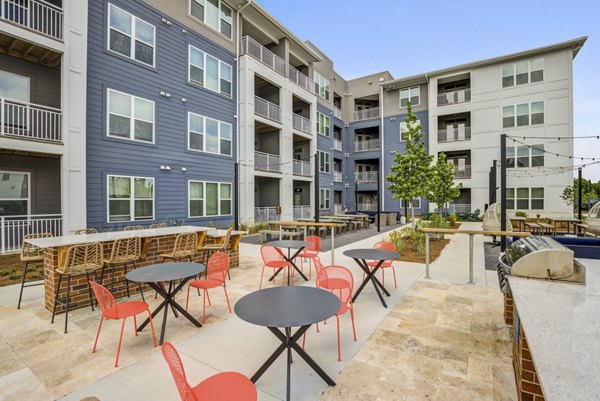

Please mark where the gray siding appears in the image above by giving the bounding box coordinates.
[87,0,236,229]
[316,103,333,212]
[0,56,60,108]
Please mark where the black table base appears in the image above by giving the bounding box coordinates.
[251,325,335,401]
[351,258,391,307]
[268,247,309,285]
[137,277,202,344]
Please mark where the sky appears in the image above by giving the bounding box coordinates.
[256,0,600,181]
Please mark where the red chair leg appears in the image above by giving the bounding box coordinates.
[259,266,265,289]
[92,316,104,353]
[185,285,191,310]
[133,315,138,337]
[392,267,398,289]
[202,290,207,324]
[115,317,127,368]
[350,307,357,341]
[147,309,157,347]
[223,285,232,313]
[336,315,341,361]
[206,289,212,306]
[382,269,385,287]
[316,322,320,333]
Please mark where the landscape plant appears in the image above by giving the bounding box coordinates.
[428,152,462,216]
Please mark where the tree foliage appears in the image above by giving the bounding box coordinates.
[561,179,597,211]
[429,152,462,214]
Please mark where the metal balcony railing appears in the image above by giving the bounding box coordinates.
[254,151,281,173]
[447,204,472,214]
[288,65,314,93]
[334,171,343,182]
[1,98,62,142]
[333,139,342,151]
[241,36,286,76]
[333,107,343,120]
[357,203,378,211]
[353,107,379,121]
[453,165,471,179]
[254,207,280,223]
[254,96,281,123]
[0,214,62,254]
[354,139,380,152]
[292,160,311,177]
[293,205,311,219]
[0,0,63,40]
[292,113,311,134]
[437,88,471,106]
[438,126,471,143]
[355,171,378,183]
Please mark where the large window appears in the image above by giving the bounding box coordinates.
[188,181,232,217]
[107,89,155,143]
[317,112,330,137]
[108,3,155,67]
[0,171,29,216]
[189,45,232,97]
[318,151,330,173]
[0,70,29,102]
[506,144,544,168]
[188,112,232,156]
[319,188,331,210]
[401,198,421,208]
[190,0,232,38]
[314,71,330,101]
[502,102,544,128]
[108,175,154,222]
[501,58,544,88]
[400,119,421,141]
[506,187,544,210]
[400,86,420,107]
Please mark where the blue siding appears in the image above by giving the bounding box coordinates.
[87,0,237,229]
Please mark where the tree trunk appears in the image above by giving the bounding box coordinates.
[410,204,415,229]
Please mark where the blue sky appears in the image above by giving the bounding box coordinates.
[257,0,600,181]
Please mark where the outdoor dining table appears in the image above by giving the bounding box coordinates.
[267,240,311,285]
[235,286,340,401]
[126,262,206,344]
[549,217,581,235]
[343,248,400,308]
[510,216,526,231]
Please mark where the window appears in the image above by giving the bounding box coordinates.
[400,86,420,107]
[190,0,232,38]
[107,89,155,143]
[108,4,155,66]
[108,175,154,222]
[189,181,232,217]
[189,45,232,97]
[506,144,545,168]
[400,119,421,141]
[0,171,29,216]
[318,151,330,173]
[319,188,331,210]
[506,187,544,210]
[401,198,421,208]
[502,102,544,128]
[188,112,232,156]
[314,71,330,101]
[317,112,330,137]
[0,70,29,102]
[501,58,544,88]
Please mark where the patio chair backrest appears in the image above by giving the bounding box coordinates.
[89,281,116,314]
[150,223,167,229]
[319,265,354,306]
[21,232,53,261]
[124,225,145,231]
[62,242,103,275]
[221,227,234,249]
[374,241,396,267]
[172,232,198,258]
[161,342,197,401]
[207,251,229,282]
[107,236,141,262]
[75,228,97,235]
[260,245,285,265]
[304,235,321,255]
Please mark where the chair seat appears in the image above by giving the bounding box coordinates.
[338,303,351,315]
[297,252,318,259]
[265,260,290,268]
[104,255,138,264]
[104,301,149,319]
[192,372,257,401]
[159,251,194,259]
[320,278,349,290]
[366,260,393,268]
[200,245,226,251]
[189,279,223,290]
[21,255,44,262]
[56,263,101,275]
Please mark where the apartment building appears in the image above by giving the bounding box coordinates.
[0,0,87,252]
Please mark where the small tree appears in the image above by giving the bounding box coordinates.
[561,181,595,213]
[387,103,433,227]
[429,152,462,216]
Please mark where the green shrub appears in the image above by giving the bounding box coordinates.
[387,231,405,255]
[447,213,458,225]
[515,211,528,218]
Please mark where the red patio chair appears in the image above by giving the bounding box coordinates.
[365,241,398,288]
[297,235,321,280]
[161,342,257,401]
[259,245,292,289]
[89,281,156,367]
[185,252,232,323]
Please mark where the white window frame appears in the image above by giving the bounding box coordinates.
[317,112,330,137]
[506,187,544,211]
[506,144,544,168]
[188,45,233,97]
[319,188,331,210]
[501,58,544,88]
[400,119,421,141]
[187,112,233,156]
[0,170,30,216]
[188,180,232,217]
[502,101,544,128]
[318,151,331,173]
[399,86,420,107]
[107,3,156,67]
[107,175,155,223]
[401,198,421,209]
[314,71,330,101]
[107,88,155,143]
[189,0,233,39]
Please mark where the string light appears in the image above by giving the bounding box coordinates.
[508,136,597,161]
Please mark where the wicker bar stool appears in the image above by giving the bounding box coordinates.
[160,232,198,262]
[150,223,167,229]
[199,227,233,279]
[17,233,53,309]
[75,228,97,235]
[124,225,145,231]
[51,242,103,333]
[100,237,144,302]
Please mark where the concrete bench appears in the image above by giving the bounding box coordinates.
[258,229,301,243]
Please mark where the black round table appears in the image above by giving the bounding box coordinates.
[127,262,206,344]
[235,286,340,401]
[343,248,399,308]
[267,240,311,285]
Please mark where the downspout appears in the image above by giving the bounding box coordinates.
[380,83,385,212]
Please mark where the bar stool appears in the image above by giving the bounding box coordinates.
[17,233,53,309]
[160,232,198,262]
[100,237,144,302]
[75,228,97,235]
[124,225,144,231]
[199,227,233,279]
[51,242,103,333]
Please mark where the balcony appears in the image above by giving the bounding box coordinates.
[333,138,342,151]
[292,160,311,177]
[358,203,377,211]
[292,113,311,134]
[334,171,343,182]
[1,98,62,142]
[453,165,471,179]
[333,107,343,120]
[353,107,380,121]
[288,65,314,93]
[293,205,311,219]
[355,171,378,183]
[254,207,280,223]
[254,96,281,123]
[254,151,281,173]
[241,36,286,76]
[0,214,62,254]
[437,126,471,143]
[0,0,63,41]
[437,89,471,106]
[354,139,380,152]
[447,203,471,214]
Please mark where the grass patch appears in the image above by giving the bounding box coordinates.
[0,253,44,287]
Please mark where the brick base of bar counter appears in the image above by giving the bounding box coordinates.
[44,234,241,313]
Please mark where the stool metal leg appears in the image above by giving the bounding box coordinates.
[64,274,72,334]
[51,273,63,324]
[85,272,95,312]
[124,262,130,298]
[17,261,30,309]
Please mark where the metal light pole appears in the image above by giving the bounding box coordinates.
[578,167,583,221]
[377,163,381,233]
[314,152,319,223]
[234,162,239,230]
[500,134,507,251]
